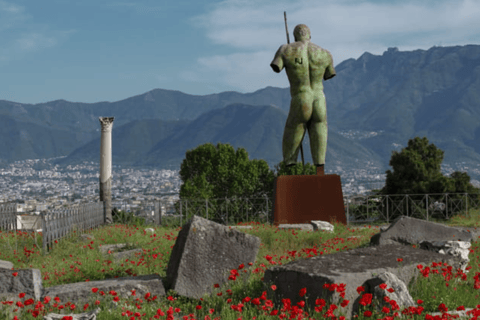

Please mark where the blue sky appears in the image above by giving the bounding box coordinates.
[1,0,479,105]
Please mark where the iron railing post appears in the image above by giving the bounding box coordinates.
[386,195,389,223]
[466,193,469,219]
[426,195,429,221]
[444,194,447,220]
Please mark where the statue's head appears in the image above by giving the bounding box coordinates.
[293,24,311,42]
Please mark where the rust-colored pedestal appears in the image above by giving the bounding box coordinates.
[271,173,346,226]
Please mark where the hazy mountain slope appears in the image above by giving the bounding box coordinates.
[0,114,83,161]
[54,119,189,167]
[134,104,384,171]
[0,44,477,178]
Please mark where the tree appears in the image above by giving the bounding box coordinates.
[368,137,480,221]
[177,142,318,223]
[177,142,276,223]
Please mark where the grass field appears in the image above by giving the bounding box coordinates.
[0,207,480,320]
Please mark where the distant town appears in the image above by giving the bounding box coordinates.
[1,156,478,217]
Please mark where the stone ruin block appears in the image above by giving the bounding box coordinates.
[370,216,473,246]
[0,268,43,301]
[165,215,261,299]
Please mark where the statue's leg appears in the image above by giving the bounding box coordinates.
[283,93,312,166]
[308,94,327,166]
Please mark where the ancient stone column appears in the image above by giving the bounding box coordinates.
[99,117,114,224]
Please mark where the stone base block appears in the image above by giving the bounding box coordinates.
[271,174,346,226]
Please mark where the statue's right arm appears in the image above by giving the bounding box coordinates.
[323,51,336,80]
[270,45,286,73]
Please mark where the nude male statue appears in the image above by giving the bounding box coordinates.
[270,24,336,173]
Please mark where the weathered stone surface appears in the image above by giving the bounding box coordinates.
[79,234,95,241]
[0,269,43,301]
[0,259,14,270]
[44,307,101,320]
[364,272,417,314]
[165,215,261,299]
[145,228,155,234]
[419,240,471,273]
[98,243,143,263]
[98,243,127,254]
[42,274,165,307]
[311,220,334,232]
[112,248,143,263]
[262,243,465,320]
[365,272,477,319]
[277,224,315,232]
[380,225,390,232]
[274,222,335,233]
[370,216,473,246]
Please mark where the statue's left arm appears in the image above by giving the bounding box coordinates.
[324,51,336,80]
[270,45,287,73]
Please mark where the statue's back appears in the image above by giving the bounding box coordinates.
[283,41,334,93]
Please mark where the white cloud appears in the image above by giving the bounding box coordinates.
[183,0,480,93]
[0,0,22,13]
[117,72,168,83]
[0,0,28,32]
[16,32,57,51]
[104,1,167,14]
[0,1,76,62]
[11,29,76,54]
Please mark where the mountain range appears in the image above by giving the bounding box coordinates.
[0,44,479,180]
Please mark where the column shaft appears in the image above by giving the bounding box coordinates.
[99,117,114,224]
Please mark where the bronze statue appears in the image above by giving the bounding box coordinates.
[270,21,336,172]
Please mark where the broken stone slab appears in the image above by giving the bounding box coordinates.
[111,248,143,263]
[98,243,143,263]
[43,307,101,320]
[364,271,417,314]
[419,240,471,273]
[0,269,43,301]
[98,243,129,255]
[380,225,390,232]
[366,272,477,320]
[370,216,473,246]
[228,226,253,229]
[311,221,335,232]
[273,221,335,233]
[427,308,478,320]
[79,234,95,242]
[164,215,261,299]
[0,260,14,270]
[262,243,465,320]
[145,228,155,233]
[41,274,165,307]
[277,224,314,231]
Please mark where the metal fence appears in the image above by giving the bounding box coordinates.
[344,192,480,224]
[0,203,17,231]
[40,201,104,255]
[117,191,480,227]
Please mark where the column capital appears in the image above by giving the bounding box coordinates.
[99,117,114,132]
